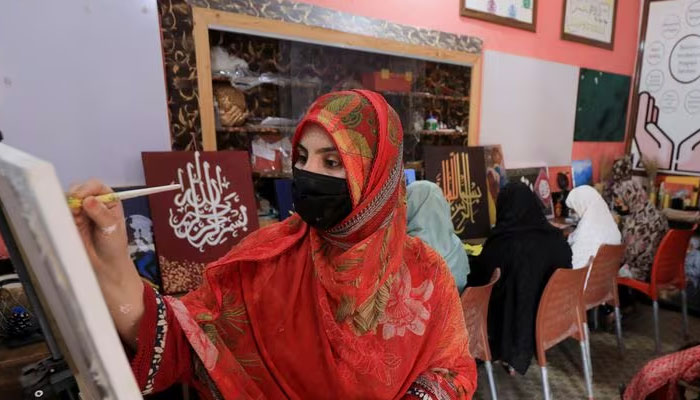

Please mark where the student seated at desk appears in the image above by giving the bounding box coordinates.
[406,180,470,293]
[566,185,621,272]
[69,90,476,400]
[613,180,668,282]
[474,182,572,375]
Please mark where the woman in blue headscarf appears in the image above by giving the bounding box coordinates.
[406,181,470,292]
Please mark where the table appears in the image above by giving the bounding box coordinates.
[0,341,50,398]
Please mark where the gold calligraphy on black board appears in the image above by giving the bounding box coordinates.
[438,152,483,235]
[423,146,490,240]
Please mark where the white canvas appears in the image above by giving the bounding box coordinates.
[479,50,579,167]
[0,143,142,399]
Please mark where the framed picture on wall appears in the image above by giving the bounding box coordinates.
[460,0,537,32]
[561,0,618,50]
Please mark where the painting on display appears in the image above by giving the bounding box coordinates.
[461,0,537,31]
[562,0,618,49]
[631,0,700,176]
[482,145,508,226]
[115,187,161,291]
[574,69,631,142]
[423,146,490,240]
[548,166,574,218]
[142,151,258,294]
[572,159,594,187]
[506,166,555,219]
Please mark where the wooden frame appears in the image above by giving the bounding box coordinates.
[460,0,537,32]
[561,0,618,50]
[192,7,483,151]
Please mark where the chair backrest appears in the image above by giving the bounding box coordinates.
[460,268,501,362]
[584,244,626,310]
[651,225,697,293]
[535,266,588,366]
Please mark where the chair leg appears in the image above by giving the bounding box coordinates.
[541,365,553,400]
[592,307,599,331]
[584,324,593,379]
[614,306,624,356]
[653,300,661,354]
[682,289,689,340]
[580,340,594,400]
[485,360,498,400]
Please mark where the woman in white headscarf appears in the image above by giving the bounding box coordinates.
[407,181,470,292]
[566,185,622,270]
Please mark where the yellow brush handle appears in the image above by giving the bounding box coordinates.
[67,193,120,209]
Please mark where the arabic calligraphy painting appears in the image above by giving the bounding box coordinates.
[142,151,258,294]
[481,145,508,226]
[115,186,162,291]
[424,146,490,240]
[506,166,555,219]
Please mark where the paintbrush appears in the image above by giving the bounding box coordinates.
[67,183,182,209]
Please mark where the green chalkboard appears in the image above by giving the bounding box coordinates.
[574,68,631,142]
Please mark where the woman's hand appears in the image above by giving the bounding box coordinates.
[69,179,144,348]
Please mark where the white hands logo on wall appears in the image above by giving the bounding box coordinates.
[168,151,248,252]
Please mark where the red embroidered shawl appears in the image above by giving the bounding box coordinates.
[172,90,476,399]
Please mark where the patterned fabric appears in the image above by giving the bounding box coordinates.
[624,345,700,400]
[614,180,669,281]
[603,155,633,207]
[142,289,168,395]
[131,90,476,399]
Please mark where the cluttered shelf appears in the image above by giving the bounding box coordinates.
[415,129,466,136]
[380,90,470,102]
[212,74,322,89]
[217,125,296,134]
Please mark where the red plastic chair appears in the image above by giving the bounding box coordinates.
[584,244,626,357]
[536,266,593,400]
[461,269,501,400]
[617,225,697,354]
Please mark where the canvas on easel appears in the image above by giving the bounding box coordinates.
[507,166,555,219]
[0,143,142,399]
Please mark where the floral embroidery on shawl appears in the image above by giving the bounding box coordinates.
[166,296,219,371]
[379,264,434,340]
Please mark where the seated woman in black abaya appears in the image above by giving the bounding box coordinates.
[471,182,572,375]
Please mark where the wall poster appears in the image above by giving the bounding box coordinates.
[631,0,700,176]
[562,0,618,49]
[461,0,537,31]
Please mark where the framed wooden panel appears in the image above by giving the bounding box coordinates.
[460,0,537,32]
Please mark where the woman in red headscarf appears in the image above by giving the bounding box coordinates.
[70,90,476,399]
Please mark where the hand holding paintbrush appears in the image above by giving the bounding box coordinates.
[67,183,182,209]
[67,180,181,349]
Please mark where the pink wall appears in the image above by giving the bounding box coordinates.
[301,0,641,75]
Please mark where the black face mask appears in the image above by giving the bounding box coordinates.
[614,205,630,216]
[292,167,353,230]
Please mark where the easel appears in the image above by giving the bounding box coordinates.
[0,132,79,399]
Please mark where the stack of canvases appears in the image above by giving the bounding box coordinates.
[136,151,258,294]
